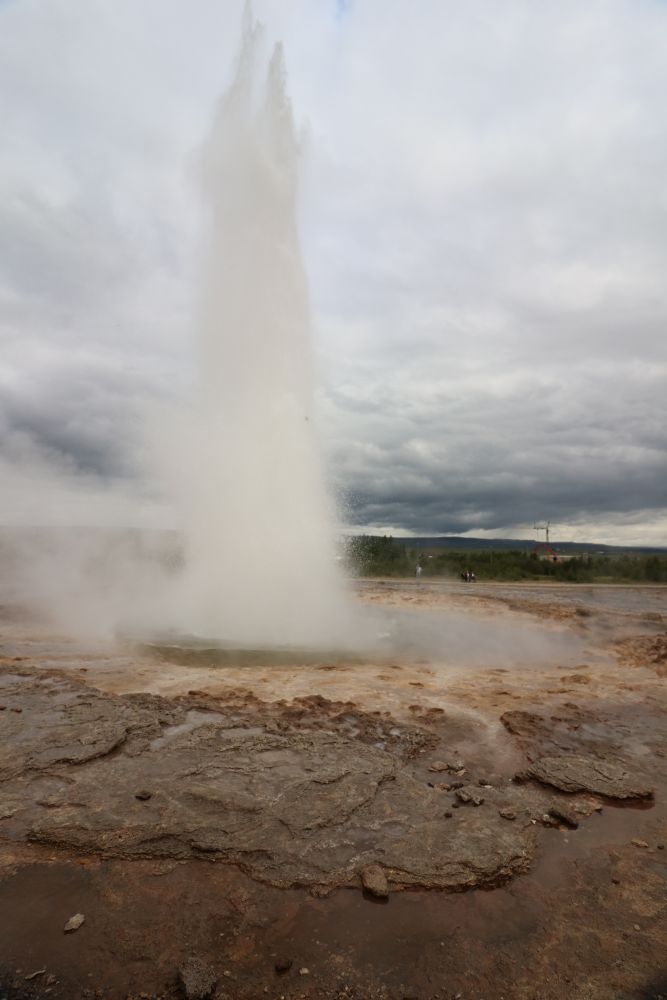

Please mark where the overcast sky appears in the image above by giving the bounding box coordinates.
[1,0,666,545]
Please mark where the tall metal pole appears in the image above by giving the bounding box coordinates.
[534,521,551,546]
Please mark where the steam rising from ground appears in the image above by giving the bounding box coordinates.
[1,9,353,648]
[169,10,351,645]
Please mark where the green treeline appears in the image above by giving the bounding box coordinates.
[346,536,667,583]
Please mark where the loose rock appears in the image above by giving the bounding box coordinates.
[548,805,579,829]
[539,813,559,828]
[63,913,85,933]
[310,884,332,898]
[499,808,516,821]
[428,760,463,773]
[24,969,46,981]
[631,839,649,848]
[135,790,152,801]
[455,787,485,807]
[274,959,293,974]
[573,800,603,817]
[178,957,217,1000]
[361,863,389,898]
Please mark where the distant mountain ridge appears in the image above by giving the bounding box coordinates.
[386,536,667,555]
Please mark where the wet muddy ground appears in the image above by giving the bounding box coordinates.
[1,580,666,1000]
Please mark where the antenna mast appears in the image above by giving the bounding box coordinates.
[534,521,551,546]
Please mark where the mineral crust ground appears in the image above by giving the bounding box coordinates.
[1,580,666,999]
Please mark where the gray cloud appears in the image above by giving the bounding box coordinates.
[0,358,150,478]
[1,0,666,544]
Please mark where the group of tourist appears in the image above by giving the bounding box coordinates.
[414,565,477,582]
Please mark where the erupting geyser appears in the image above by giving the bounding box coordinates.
[173,8,352,647]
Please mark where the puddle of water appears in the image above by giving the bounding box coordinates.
[141,640,374,669]
[262,793,667,989]
[364,604,589,670]
[141,603,589,681]
[149,709,229,749]
[150,710,268,751]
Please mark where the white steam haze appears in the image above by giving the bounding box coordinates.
[1,4,354,645]
[167,8,351,644]
[0,0,666,631]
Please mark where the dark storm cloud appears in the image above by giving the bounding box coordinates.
[324,360,667,538]
[344,450,667,537]
[0,360,149,478]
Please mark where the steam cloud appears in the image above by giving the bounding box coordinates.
[1,7,354,647]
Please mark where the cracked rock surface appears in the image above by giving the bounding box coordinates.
[0,674,179,782]
[501,708,655,800]
[522,754,654,799]
[0,667,535,891]
[1,582,666,1000]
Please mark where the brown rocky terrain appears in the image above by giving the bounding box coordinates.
[0,581,666,1000]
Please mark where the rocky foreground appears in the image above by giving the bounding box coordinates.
[0,583,666,999]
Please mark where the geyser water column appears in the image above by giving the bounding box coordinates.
[179,10,350,647]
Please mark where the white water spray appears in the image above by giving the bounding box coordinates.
[170,9,351,646]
